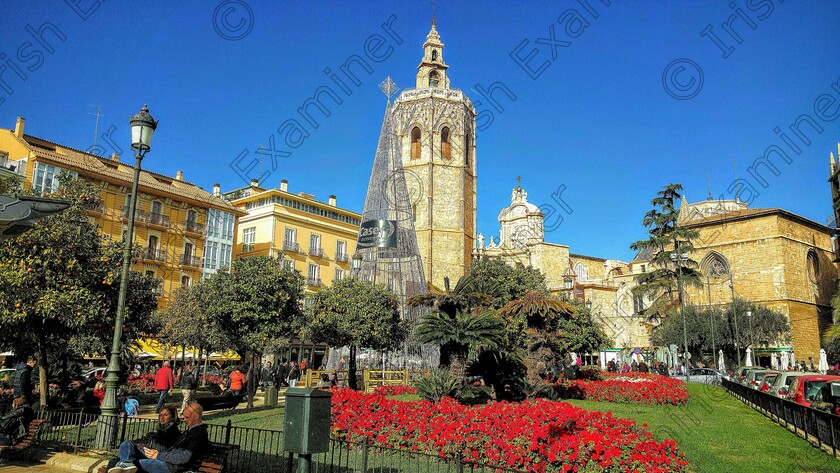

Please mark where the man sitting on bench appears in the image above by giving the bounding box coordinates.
[109,402,209,473]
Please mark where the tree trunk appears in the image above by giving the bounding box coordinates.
[450,350,467,384]
[36,332,48,408]
[246,352,256,408]
[348,345,358,390]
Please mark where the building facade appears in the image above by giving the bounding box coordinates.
[392,22,477,289]
[225,179,360,304]
[0,117,243,307]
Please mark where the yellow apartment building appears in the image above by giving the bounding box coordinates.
[225,179,360,305]
[0,117,245,306]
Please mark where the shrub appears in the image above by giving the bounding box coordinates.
[414,369,460,402]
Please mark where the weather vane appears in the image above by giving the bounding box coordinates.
[379,76,399,102]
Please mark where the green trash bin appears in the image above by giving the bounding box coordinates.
[266,385,278,407]
[283,387,332,454]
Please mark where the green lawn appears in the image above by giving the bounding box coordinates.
[201,385,840,473]
[565,383,840,473]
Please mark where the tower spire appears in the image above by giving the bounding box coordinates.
[416,20,449,89]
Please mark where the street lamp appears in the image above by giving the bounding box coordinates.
[746,309,754,348]
[670,251,690,379]
[586,300,593,311]
[351,252,362,277]
[96,105,157,448]
[729,278,742,366]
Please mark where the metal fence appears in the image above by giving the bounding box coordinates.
[36,409,526,473]
[722,379,840,459]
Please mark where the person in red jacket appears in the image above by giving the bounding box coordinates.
[154,361,175,414]
[228,366,247,396]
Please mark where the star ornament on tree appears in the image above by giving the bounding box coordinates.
[379,77,399,101]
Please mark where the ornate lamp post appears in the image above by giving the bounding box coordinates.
[670,252,690,379]
[96,105,157,448]
[728,277,742,366]
[351,252,362,278]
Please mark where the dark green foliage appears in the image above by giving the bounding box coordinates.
[414,369,460,402]
[630,183,702,318]
[307,278,407,389]
[467,258,548,309]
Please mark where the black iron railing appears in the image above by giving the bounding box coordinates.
[183,220,204,235]
[722,379,840,458]
[36,408,527,473]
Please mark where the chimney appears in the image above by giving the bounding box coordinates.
[328,195,336,206]
[111,153,120,163]
[250,178,259,188]
[213,183,221,196]
[175,170,184,181]
[280,179,288,192]
[14,117,24,138]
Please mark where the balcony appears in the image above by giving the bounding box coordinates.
[143,248,167,263]
[307,277,322,288]
[121,207,146,222]
[180,254,202,268]
[283,241,302,253]
[335,253,349,263]
[309,247,325,259]
[147,212,170,228]
[183,220,204,235]
[83,200,105,214]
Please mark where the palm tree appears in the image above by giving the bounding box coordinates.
[414,310,504,382]
[407,275,503,382]
[496,291,575,386]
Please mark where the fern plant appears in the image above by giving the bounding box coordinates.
[414,369,461,402]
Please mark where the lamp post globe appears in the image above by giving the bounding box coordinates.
[95,105,157,448]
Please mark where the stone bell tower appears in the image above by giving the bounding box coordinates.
[391,21,477,289]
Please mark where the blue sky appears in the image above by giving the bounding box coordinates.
[1,0,838,262]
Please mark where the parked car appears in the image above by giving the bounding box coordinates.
[685,368,730,384]
[768,371,806,397]
[735,366,761,385]
[811,382,840,415]
[786,375,840,407]
[758,373,780,393]
[745,369,780,389]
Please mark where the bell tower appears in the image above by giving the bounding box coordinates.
[392,22,477,289]
[415,21,450,89]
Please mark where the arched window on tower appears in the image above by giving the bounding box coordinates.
[429,70,440,88]
[431,49,438,61]
[441,127,451,160]
[411,127,421,159]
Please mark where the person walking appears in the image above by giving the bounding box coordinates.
[261,361,275,392]
[228,366,247,396]
[287,361,301,387]
[153,361,175,414]
[179,365,197,417]
[13,358,36,406]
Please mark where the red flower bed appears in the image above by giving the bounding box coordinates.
[553,372,689,405]
[331,389,688,472]
[371,385,417,396]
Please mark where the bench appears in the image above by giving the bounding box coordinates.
[0,418,46,461]
[97,441,240,473]
[196,395,244,412]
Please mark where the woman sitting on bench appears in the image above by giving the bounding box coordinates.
[104,407,180,471]
[0,396,34,446]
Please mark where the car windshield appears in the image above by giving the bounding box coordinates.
[806,381,828,400]
[762,375,778,384]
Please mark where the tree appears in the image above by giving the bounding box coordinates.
[307,278,407,390]
[630,183,702,318]
[407,275,496,370]
[467,258,548,309]
[496,291,575,386]
[825,284,840,361]
[157,282,230,376]
[652,300,791,363]
[0,175,158,405]
[203,255,305,406]
[414,310,504,382]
